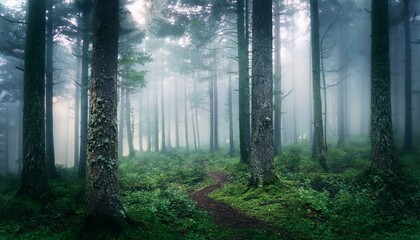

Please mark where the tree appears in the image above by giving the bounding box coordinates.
[249,0,276,187]
[78,0,92,178]
[273,0,282,153]
[370,0,397,170]
[45,0,58,178]
[86,0,125,227]
[18,0,49,199]
[310,0,327,171]
[237,0,250,164]
[403,0,412,151]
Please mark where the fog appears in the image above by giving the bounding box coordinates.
[1,0,420,173]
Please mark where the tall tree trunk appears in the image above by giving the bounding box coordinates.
[237,0,250,164]
[250,0,277,187]
[273,0,282,153]
[213,50,219,151]
[74,36,81,168]
[337,25,347,147]
[403,0,412,151]
[193,78,200,149]
[138,92,143,153]
[160,78,166,152]
[209,74,214,152]
[321,53,328,151]
[118,86,124,159]
[154,80,159,152]
[184,78,189,152]
[79,0,91,178]
[370,0,397,170]
[147,90,151,152]
[228,69,234,155]
[174,79,180,148]
[125,87,135,158]
[86,0,125,227]
[191,103,197,151]
[19,0,49,199]
[310,0,327,171]
[45,0,57,178]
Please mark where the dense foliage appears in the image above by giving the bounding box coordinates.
[0,139,419,239]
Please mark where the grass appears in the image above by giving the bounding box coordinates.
[0,140,419,239]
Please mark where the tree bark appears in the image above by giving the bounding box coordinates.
[154,80,159,152]
[45,0,58,178]
[118,86,124,159]
[160,78,166,152]
[74,35,81,168]
[228,70,234,155]
[237,0,250,164]
[86,0,125,227]
[273,0,282,154]
[213,50,219,151]
[174,79,180,148]
[19,0,49,199]
[184,78,189,152]
[310,0,327,171]
[125,87,135,158]
[370,0,397,170]
[79,0,91,178]
[403,0,412,151]
[138,92,143,153]
[250,0,277,187]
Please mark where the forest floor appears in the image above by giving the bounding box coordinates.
[0,139,420,239]
[190,172,269,230]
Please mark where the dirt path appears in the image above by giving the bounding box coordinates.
[190,172,269,230]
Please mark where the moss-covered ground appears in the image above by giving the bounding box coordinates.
[0,139,419,239]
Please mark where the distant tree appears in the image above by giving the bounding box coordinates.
[78,0,92,178]
[249,0,277,187]
[45,0,58,178]
[18,0,49,199]
[310,0,328,171]
[403,0,412,151]
[273,0,282,154]
[86,0,125,227]
[370,0,397,170]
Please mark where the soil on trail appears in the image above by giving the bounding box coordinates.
[190,172,269,230]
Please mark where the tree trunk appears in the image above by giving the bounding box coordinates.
[321,51,328,151]
[273,0,282,154]
[118,86,124,159]
[154,80,159,152]
[174,79,180,148]
[228,70,234,155]
[193,78,200,149]
[147,90,151,152]
[160,78,166,152]
[250,0,277,187]
[74,35,81,168]
[370,0,397,170]
[79,0,91,178]
[138,92,143,153]
[209,73,214,152]
[45,0,58,178]
[184,78,189,152]
[310,0,327,171]
[337,25,347,147]
[125,87,135,158]
[237,0,250,164]
[19,0,49,199]
[403,0,412,151]
[213,50,219,151]
[86,0,125,227]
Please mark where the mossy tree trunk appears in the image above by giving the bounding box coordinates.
[310,0,327,171]
[86,0,125,227]
[250,0,277,187]
[237,0,250,164]
[19,0,49,199]
[370,0,397,170]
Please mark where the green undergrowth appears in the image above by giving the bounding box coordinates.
[210,143,420,240]
[0,151,277,239]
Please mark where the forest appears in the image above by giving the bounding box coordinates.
[0,0,420,239]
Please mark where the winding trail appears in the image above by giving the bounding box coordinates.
[190,172,268,230]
